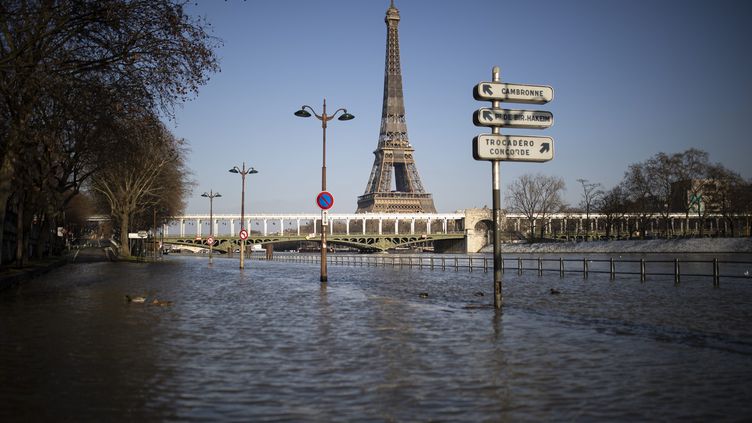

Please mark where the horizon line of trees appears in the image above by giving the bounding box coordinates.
[506,148,752,241]
[1,0,220,265]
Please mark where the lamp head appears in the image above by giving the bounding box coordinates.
[249,168,259,174]
[338,111,355,121]
[294,108,311,118]
[229,168,239,174]
[201,193,209,197]
[215,193,222,197]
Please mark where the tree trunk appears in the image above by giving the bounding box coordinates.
[119,214,130,257]
[539,220,546,240]
[15,201,25,267]
[0,152,16,266]
[528,218,535,242]
[34,214,50,259]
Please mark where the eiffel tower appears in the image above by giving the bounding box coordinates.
[356,1,436,214]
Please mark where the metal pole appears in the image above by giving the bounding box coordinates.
[640,258,646,282]
[153,209,157,260]
[713,258,720,287]
[209,195,213,265]
[538,257,543,276]
[583,258,589,279]
[491,66,503,310]
[240,165,246,269]
[321,99,328,284]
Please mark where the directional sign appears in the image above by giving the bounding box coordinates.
[239,229,248,240]
[473,108,554,129]
[207,236,214,245]
[473,134,554,162]
[316,191,334,210]
[473,82,553,104]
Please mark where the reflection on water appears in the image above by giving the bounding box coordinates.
[1,254,751,421]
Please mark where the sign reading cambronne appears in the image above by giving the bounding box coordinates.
[473,82,553,104]
[473,108,554,129]
[473,134,554,162]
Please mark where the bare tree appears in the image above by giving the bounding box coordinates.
[0,0,219,264]
[704,164,746,237]
[597,184,628,238]
[644,152,678,236]
[576,178,603,240]
[90,117,191,257]
[622,162,661,238]
[506,173,566,241]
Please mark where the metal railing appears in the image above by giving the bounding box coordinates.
[251,254,752,287]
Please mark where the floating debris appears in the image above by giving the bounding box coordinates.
[549,288,561,295]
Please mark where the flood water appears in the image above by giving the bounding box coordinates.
[1,253,751,421]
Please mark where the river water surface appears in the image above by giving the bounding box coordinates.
[1,253,751,421]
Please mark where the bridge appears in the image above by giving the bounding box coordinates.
[161,212,471,253]
[164,232,465,253]
[90,208,747,253]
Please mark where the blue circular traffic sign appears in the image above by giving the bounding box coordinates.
[316,191,334,210]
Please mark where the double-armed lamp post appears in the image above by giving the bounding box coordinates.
[201,190,221,264]
[294,99,354,283]
[229,163,258,269]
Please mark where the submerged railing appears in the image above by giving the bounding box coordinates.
[251,254,752,287]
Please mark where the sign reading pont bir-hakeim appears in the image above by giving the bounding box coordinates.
[356,1,436,213]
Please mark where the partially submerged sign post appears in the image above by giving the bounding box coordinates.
[473,66,555,309]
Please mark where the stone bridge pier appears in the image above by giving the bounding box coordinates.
[463,208,494,253]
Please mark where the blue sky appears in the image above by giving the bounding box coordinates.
[171,0,752,215]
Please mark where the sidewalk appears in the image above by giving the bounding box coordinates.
[0,255,70,291]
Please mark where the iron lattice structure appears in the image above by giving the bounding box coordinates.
[356,1,436,213]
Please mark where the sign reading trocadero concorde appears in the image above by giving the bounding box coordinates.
[473,134,554,162]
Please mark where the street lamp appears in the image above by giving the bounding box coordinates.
[201,190,221,264]
[229,163,258,269]
[294,98,354,283]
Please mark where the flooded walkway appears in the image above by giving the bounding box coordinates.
[1,254,751,421]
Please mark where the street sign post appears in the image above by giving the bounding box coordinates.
[472,66,556,310]
[207,236,214,245]
[473,108,554,129]
[239,229,248,240]
[473,134,553,162]
[473,82,553,104]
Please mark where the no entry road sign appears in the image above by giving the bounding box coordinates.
[316,191,334,210]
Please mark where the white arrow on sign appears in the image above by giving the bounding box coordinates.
[473,108,554,129]
[473,82,554,104]
[473,134,554,162]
